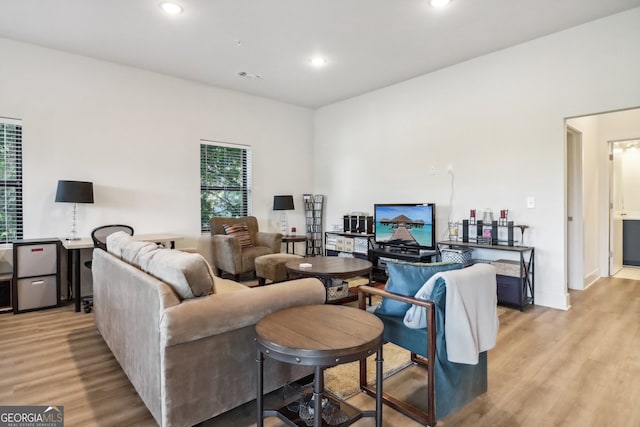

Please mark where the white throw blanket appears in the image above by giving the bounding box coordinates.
[403,263,499,365]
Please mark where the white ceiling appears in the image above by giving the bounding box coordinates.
[1,0,639,108]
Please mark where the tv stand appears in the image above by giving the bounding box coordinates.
[370,246,437,280]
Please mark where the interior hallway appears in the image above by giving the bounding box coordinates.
[614,267,640,280]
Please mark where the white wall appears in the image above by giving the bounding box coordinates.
[0,38,315,250]
[314,8,640,309]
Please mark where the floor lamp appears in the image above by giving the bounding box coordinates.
[273,195,294,235]
[55,180,94,240]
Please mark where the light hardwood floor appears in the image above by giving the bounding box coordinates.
[1,276,638,426]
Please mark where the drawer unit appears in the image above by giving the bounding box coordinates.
[13,239,61,314]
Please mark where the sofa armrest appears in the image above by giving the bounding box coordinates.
[255,231,282,253]
[211,234,242,273]
[161,277,326,347]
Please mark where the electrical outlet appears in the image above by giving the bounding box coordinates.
[429,165,436,175]
[447,164,453,173]
[526,196,535,209]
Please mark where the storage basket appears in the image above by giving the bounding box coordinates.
[353,237,369,255]
[477,236,492,245]
[326,279,350,301]
[491,259,526,277]
[440,247,473,267]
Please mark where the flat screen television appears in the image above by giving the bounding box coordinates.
[374,203,436,251]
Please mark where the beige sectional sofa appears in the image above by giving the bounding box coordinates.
[91,233,326,427]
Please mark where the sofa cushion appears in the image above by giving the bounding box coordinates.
[223,223,253,248]
[375,260,462,317]
[144,250,215,299]
[106,231,135,258]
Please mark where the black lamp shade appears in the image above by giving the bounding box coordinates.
[55,180,94,204]
[273,195,294,211]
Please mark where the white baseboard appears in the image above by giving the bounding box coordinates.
[534,289,571,310]
[583,269,600,290]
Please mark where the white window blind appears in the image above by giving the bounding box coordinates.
[200,141,252,232]
[0,118,23,245]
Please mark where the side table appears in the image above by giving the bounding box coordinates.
[256,304,384,427]
[282,235,308,255]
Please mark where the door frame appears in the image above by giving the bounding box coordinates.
[608,138,640,275]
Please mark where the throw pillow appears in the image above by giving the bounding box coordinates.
[375,260,462,317]
[223,224,253,248]
[121,241,159,268]
[143,249,215,300]
[106,231,135,258]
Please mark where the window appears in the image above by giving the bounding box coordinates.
[200,141,252,232]
[0,118,23,245]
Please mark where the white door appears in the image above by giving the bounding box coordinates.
[567,126,584,290]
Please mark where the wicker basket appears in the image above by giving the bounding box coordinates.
[326,279,350,301]
[441,247,473,267]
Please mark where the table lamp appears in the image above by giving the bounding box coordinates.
[273,195,294,235]
[55,180,94,240]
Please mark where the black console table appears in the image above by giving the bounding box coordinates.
[369,247,437,281]
[437,240,534,311]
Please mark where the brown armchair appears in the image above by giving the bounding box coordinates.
[210,216,282,281]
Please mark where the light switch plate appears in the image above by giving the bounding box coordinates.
[526,196,535,209]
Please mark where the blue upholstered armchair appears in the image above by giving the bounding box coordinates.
[357,262,497,426]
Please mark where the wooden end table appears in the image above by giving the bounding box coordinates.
[285,256,373,304]
[256,304,383,427]
[282,235,309,255]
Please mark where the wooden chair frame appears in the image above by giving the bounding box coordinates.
[358,285,437,427]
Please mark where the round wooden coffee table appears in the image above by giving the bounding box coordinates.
[285,256,373,303]
[256,304,383,427]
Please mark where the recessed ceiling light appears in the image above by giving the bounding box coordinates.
[310,56,327,67]
[430,0,451,8]
[160,2,183,15]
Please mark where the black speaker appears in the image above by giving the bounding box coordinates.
[349,216,357,233]
[357,216,373,234]
[462,219,469,242]
[343,216,350,232]
[507,221,514,245]
[491,221,498,245]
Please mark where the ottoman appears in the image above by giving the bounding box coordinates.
[255,253,302,286]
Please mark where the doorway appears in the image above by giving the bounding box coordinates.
[565,107,640,286]
[610,138,640,278]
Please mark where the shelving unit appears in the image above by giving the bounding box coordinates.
[437,240,534,311]
[324,232,375,260]
[303,194,324,256]
[452,220,528,246]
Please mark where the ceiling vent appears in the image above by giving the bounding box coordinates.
[237,71,262,79]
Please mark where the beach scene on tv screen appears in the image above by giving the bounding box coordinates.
[375,205,433,247]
